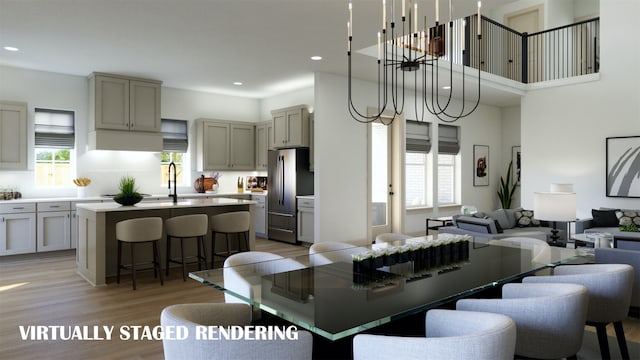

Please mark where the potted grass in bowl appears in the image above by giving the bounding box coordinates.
[113,176,143,206]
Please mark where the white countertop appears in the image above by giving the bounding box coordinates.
[296,195,315,200]
[76,197,255,213]
[0,191,263,204]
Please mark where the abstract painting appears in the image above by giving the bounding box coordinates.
[473,145,489,186]
[512,146,521,186]
[606,136,640,198]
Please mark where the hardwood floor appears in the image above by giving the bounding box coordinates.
[1,238,638,359]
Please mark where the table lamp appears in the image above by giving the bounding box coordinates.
[534,185,576,247]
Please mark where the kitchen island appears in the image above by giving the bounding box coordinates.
[76,197,255,286]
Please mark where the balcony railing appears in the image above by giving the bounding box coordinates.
[456,15,600,84]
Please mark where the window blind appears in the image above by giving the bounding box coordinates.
[161,119,188,152]
[406,120,431,153]
[34,108,75,148]
[438,124,460,155]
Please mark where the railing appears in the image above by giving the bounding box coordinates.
[525,18,600,83]
[461,15,599,84]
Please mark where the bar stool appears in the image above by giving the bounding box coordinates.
[211,211,250,267]
[116,217,164,290]
[165,214,209,280]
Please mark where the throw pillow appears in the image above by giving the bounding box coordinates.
[514,210,540,227]
[487,209,511,229]
[616,210,640,227]
[591,209,620,227]
[493,219,504,233]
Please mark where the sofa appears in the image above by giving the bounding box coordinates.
[438,208,565,242]
[576,208,640,250]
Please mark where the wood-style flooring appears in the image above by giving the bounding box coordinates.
[1,238,638,360]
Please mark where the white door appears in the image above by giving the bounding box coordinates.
[369,118,393,241]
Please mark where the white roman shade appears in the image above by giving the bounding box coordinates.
[34,108,75,148]
[438,124,460,155]
[406,120,431,153]
[161,119,188,152]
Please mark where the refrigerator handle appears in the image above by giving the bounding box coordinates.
[280,155,285,205]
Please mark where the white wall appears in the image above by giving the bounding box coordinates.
[520,0,640,219]
[259,87,314,122]
[314,72,511,240]
[501,106,521,208]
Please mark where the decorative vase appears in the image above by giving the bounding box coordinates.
[113,195,143,206]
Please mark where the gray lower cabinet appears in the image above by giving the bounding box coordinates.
[37,201,71,252]
[0,202,36,255]
[252,194,267,237]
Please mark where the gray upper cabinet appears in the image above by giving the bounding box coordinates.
[271,105,310,148]
[197,119,255,171]
[0,101,28,170]
[88,73,162,151]
[255,121,273,170]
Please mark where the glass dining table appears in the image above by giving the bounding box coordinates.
[189,236,592,341]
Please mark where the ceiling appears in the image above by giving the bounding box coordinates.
[0,0,523,106]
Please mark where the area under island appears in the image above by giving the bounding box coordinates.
[76,197,256,286]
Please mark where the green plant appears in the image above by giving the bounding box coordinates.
[116,176,140,197]
[620,223,639,232]
[497,161,518,209]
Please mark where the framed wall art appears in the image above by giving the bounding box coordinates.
[512,146,521,186]
[606,135,640,198]
[473,145,489,186]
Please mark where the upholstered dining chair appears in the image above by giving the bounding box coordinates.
[523,263,634,360]
[375,232,412,246]
[161,303,312,360]
[309,242,368,266]
[353,309,516,360]
[456,282,589,360]
[489,236,551,265]
[223,251,307,320]
[595,247,640,317]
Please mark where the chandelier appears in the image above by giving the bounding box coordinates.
[348,0,482,124]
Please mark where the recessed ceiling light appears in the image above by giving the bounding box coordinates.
[442,85,451,90]
[3,46,19,52]
[233,82,243,86]
[310,56,322,61]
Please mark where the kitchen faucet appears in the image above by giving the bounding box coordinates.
[168,161,177,203]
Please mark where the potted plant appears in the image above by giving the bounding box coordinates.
[114,176,143,206]
[497,161,518,209]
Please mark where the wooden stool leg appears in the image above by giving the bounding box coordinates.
[153,240,164,286]
[211,231,216,268]
[166,236,172,276]
[130,243,136,290]
[117,240,122,285]
[180,238,186,281]
[226,233,231,255]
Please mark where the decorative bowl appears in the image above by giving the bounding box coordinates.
[113,194,143,206]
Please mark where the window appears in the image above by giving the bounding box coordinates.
[160,119,188,185]
[437,154,456,204]
[34,108,74,186]
[437,124,460,206]
[405,121,431,208]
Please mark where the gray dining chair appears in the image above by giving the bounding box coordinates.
[456,282,589,360]
[595,247,640,317]
[523,263,634,360]
[161,303,312,360]
[223,251,306,320]
[309,241,368,266]
[353,309,516,360]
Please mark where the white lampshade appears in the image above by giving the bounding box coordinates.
[550,183,573,193]
[533,192,576,221]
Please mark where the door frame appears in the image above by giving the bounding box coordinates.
[366,108,404,243]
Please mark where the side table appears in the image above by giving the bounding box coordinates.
[425,216,453,235]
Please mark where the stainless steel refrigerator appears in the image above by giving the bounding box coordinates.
[268,148,314,243]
